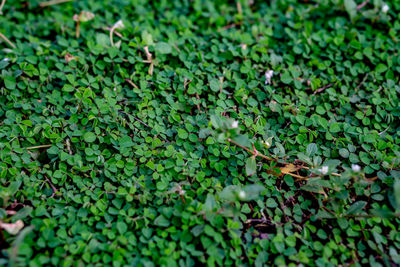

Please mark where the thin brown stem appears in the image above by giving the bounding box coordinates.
[44,175,58,197]
[355,73,369,91]
[118,110,168,142]
[313,83,333,95]
[125,78,139,89]
[356,0,370,10]
[104,27,123,38]
[228,138,342,178]
[0,32,16,48]
[109,27,115,46]
[66,139,72,155]
[25,144,52,150]
[0,0,6,14]
[227,138,275,161]
[143,46,154,75]
[236,1,242,15]
[39,0,73,7]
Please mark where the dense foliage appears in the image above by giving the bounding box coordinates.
[1,0,399,266]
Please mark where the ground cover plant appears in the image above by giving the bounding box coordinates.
[0,0,400,266]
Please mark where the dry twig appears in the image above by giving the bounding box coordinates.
[0,0,6,14]
[25,144,52,150]
[143,46,154,75]
[227,138,342,180]
[39,0,73,7]
[0,32,15,48]
[313,84,333,95]
[44,175,59,197]
[356,0,370,10]
[125,78,139,89]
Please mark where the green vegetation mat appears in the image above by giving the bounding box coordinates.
[1,0,400,266]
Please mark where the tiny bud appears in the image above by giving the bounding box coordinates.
[382,3,389,13]
[231,121,239,129]
[352,164,361,172]
[113,20,125,30]
[319,166,329,175]
[265,70,274,85]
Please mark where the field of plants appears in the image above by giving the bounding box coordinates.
[0,0,399,266]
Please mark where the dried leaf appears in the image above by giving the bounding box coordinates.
[0,220,24,235]
[279,164,300,176]
[64,53,76,63]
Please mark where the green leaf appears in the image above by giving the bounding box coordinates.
[339,148,349,158]
[142,30,154,45]
[232,135,251,148]
[245,156,257,176]
[394,179,400,208]
[62,84,75,92]
[375,64,387,73]
[344,0,357,20]
[155,42,172,54]
[96,33,110,47]
[281,71,292,84]
[210,79,220,92]
[210,115,223,129]
[154,215,170,227]
[370,208,394,219]
[117,221,127,234]
[306,143,318,156]
[329,122,341,133]
[83,132,96,143]
[177,129,188,139]
[266,198,278,208]
[243,184,265,200]
[346,201,367,215]
[4,76,16,90]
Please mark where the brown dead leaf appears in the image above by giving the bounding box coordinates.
[0,220,24,235]
[65,53,76,63]
[279,164,300,175]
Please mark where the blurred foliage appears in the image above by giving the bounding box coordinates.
[0,0,399,266]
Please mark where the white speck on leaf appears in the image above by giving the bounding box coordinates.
[319,166,329,175]
[265,70,274,85]
[262,140,271,148]
[239,190,246,199]
[231,121,238,128]
[352,164,361,172]
[382,3,389,13]
[113,20,125,29]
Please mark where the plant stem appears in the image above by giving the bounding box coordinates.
[118,110,169,142]
[109,26,115,46]
[227,138,342,178]
[313,83,333,95]
[44,175,58,197]
[356,0,370,10]
[0,0,6,14]
[39,0,73,7]
[227,138,275,162]
[0,32,16,48]
[125,78,139,89]
[25,144,52,150]
[76,21,80,38]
